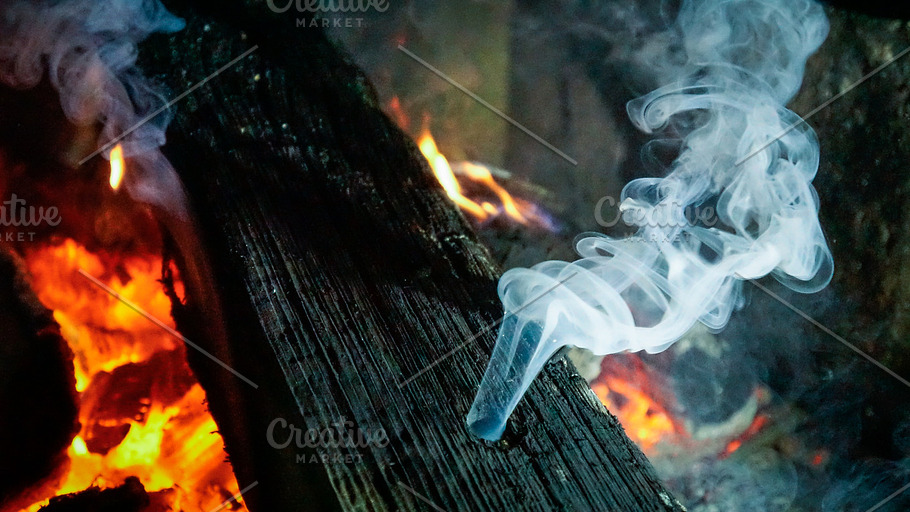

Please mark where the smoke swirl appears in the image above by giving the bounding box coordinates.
[468,0,833,441]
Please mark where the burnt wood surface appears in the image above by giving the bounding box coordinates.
[38,476,149,512]
[0,248,78,509]
[139,1,685,510]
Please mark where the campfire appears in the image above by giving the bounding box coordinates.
[3,0,910,511]
[1,142,247,510]
[18,239,246,511]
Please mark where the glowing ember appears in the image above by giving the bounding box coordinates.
[591,377,681,454]
[109,144,124,191]
[724,439,742,456]
[720,413,769,459]
[812,452,826,466]
[22,239,247,512]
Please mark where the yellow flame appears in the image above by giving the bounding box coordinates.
[417,130,544,227]
[109,144,124,191]
[418,131,489,220]
[461,162,528,224]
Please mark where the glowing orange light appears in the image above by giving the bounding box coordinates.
[416,129,549,227]
[719,411,769,459]
[389,97,549,227]
[387,96,411,132]
[418,130,490,220]
[460,162,528,224]
[591,377,679,454]
[109,144,124,191]
[23,240,247,512]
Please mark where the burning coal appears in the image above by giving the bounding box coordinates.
[16,239,246,511]
[0,2,246,506]
[469,0,834,441]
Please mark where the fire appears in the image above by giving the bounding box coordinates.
[388,94,549,227]
[22,239,246,511]
[109,144,124,191]
[416,129,553,227]
[723,439,742,456]
[418,131,491,221]
[460,162,528,223]
[591,377,681,454]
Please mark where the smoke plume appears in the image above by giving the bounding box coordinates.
[468,0,833,441]
[0,0,187,218]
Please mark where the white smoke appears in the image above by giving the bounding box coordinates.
[0,0,187,218]
[468,0,833,441]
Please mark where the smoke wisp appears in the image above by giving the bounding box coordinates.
[468,0,833,441]
[0,0,187,218]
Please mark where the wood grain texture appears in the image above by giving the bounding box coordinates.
[140,2,684,510]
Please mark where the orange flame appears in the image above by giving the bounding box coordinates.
[401,106,548,228]
[460,162,528,224]
[418,131,491,221]
[591,377,680,454]
[417,129,549,226]
[22,239,246,512]
[109,144,124,191]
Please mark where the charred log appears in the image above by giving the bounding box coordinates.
[0,248,78,507]
[134,1,686,510]
[38,476,149,512]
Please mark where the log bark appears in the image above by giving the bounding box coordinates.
[0,248,78,508]
[139,2,685,510]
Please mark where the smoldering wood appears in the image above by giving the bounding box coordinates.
[136,1,686,510]
[0,248,78,507]
[37,476,149,512]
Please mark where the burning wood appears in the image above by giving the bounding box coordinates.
[40,476,150,512]
[16,239,247,511]
[388,96,554,230]
[0,248,78,509]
